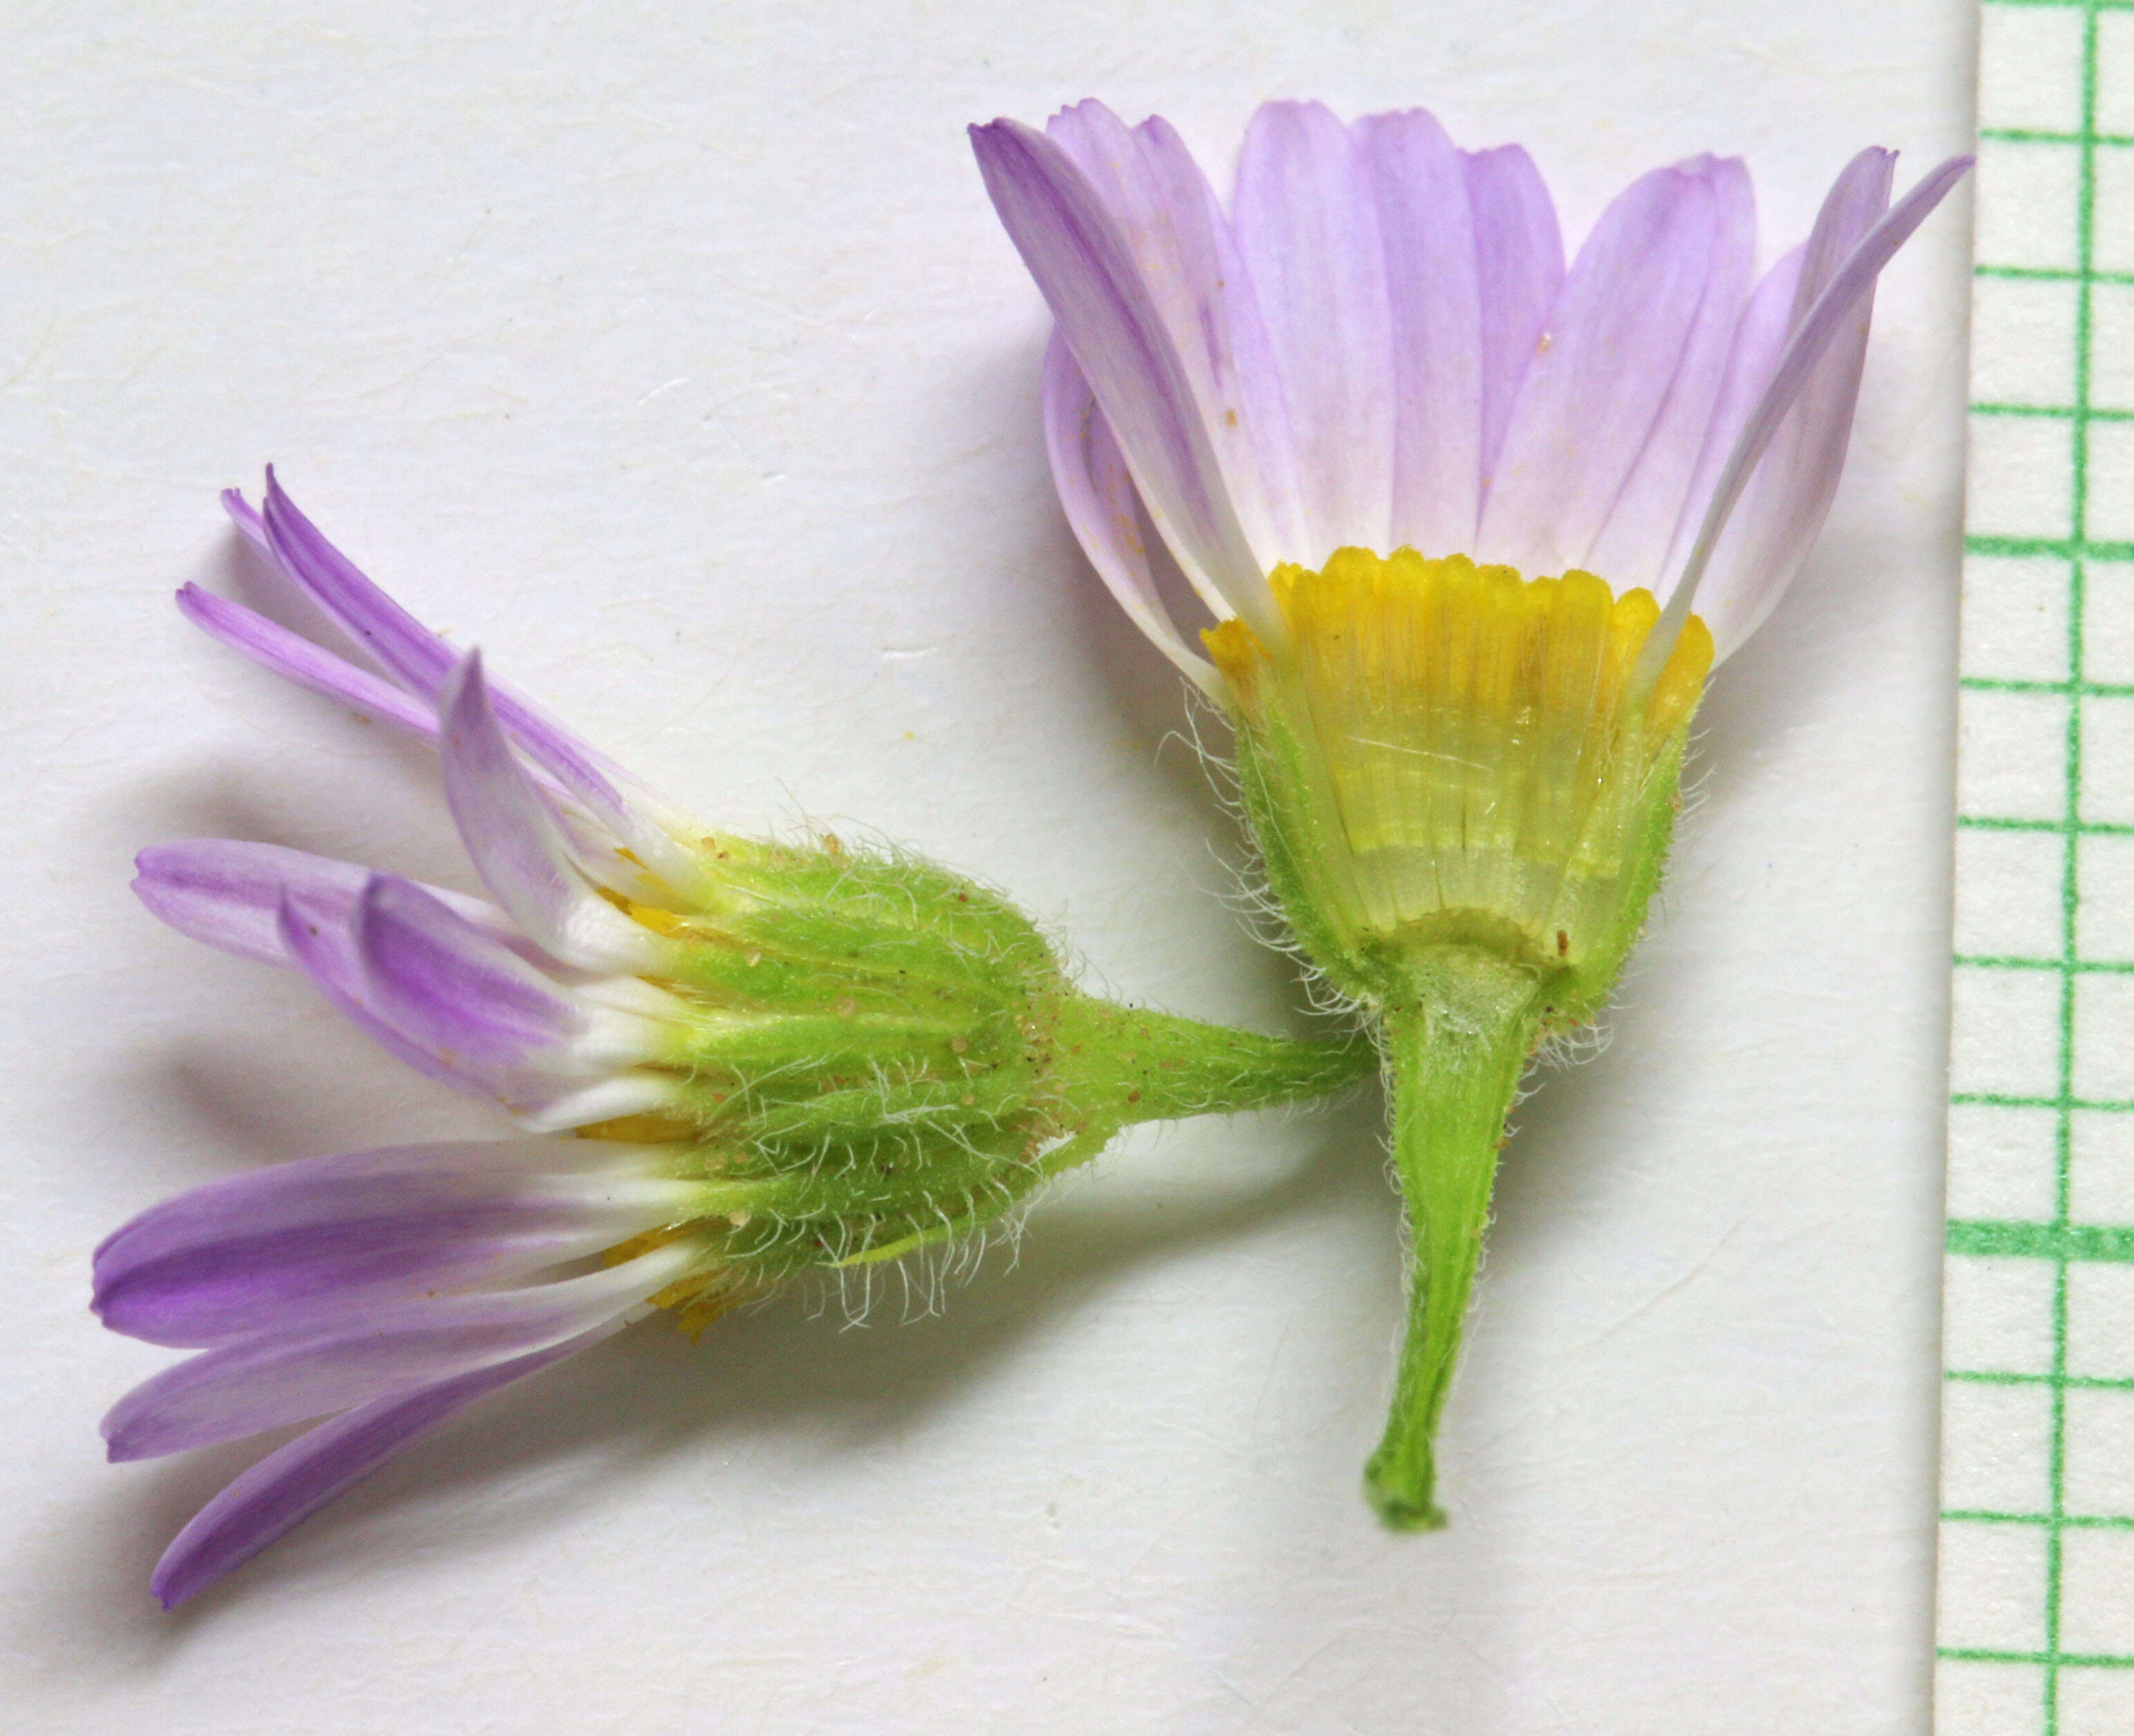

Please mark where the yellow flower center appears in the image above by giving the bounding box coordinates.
[1203,548,1713,999]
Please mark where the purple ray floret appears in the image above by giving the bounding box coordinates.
[253,472,631,827]
[148,1327,613,1610]
[95,1123,711,1602]
[102,1239,705,1462]
[133,838,520,970]
[102,478,736,1604]
[93,1141,700,1347]
[970,99,1970,671]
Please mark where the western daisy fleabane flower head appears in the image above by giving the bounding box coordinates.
[970,101,1968,1527]
[104,474,1373,1607]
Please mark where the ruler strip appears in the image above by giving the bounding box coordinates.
[1939,2,2134,1732]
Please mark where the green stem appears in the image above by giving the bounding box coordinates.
[1364,945,1548,1530]
[1050,995,1377,1131]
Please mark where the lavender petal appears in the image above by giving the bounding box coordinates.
[1584,157,1758,591]
[1043,102,1305,572]
[254,473,456,695]
[1477,161,1722,577]
[135,839,520,970]
[354,876,593,1068]
[1655,243,1807,597]
[969,117,1280,641]
[277,889,486,1098]
[220,487,271,556]
[270,871,675,1121]
[176,585,441,742]
[438,653,672,974]
[1357,107,1484,558]
[1660,152,1972,659]
[149,1322,615,1608]
[247,474,674,860]
[104,1241,705,1463]
[1463,144,1565,486]
[94,1139,702,1347]
[1233,100,1396,565]
[1041,335,1219,689]
[1126,112,1311,570]
[356,875,679,1116]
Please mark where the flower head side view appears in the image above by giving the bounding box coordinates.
[102,473,1376,1608]
[969,99,1970,1528]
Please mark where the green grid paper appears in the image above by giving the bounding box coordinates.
[1941,1,2134,1731]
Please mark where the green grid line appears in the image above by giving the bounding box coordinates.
[1960,678,2134,693]
[1942,1650,2134,1669]
[1979,128,2134,145]
[1952,1092,2134,1109]
[1953,956,2134,973]
[1972,405,2134,422]
[1977,266,2134,284]
[1965,534,2134,559]
[1958,816,2134,837]
[1950,1369,2134,1389]
[1940,7,2106,1727]
[1948,1219,2134,1260]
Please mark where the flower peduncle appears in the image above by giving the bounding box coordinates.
[1365,948,1546,1528]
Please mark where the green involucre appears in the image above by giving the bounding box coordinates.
[609,838,1375,1299]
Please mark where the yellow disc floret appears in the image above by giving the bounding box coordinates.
[1206,548,1713,1015]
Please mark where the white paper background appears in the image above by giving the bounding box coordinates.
[0,4,1975,1732]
